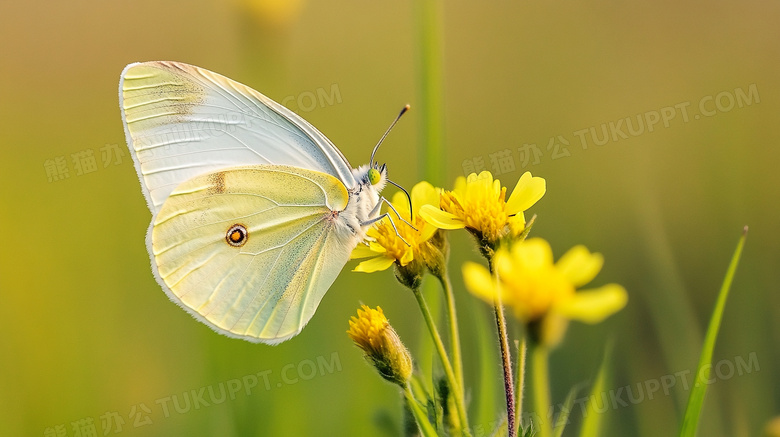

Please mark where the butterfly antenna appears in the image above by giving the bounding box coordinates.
[387,179,414,221]
[370,104,410,166]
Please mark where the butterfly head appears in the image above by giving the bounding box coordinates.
[368,162,387,186]
[355,162,387,191]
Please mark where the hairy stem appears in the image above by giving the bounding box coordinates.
[490,262,516,437]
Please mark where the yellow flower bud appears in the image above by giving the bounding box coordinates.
[347,305,413,386]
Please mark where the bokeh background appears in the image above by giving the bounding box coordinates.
[1,1,778,436]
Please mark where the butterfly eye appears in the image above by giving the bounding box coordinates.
[368,168,381,185]
[226,224,248,247]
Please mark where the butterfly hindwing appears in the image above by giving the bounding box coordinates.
[150,165,353,344]
[120,61,357,215]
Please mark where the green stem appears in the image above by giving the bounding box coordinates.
[490,262,517,437]
[412,287,472,436]
[404,383,438,437]
[532,345,552,437]
[515,336,527,430]
[439,273,464,400]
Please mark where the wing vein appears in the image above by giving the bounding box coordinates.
[228,216,329,333]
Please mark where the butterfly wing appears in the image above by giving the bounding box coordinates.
[119,61,356,215]
[150,165,355,344]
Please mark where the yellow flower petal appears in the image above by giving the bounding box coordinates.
[505,172,546,215]
[419,205,465,230]
[555,284,627,323]
[420,223,438,242]
[556,245,604,288]
[491,178,502,199]
[368,241,387,253]
[452,176,467,193]
[411,181,439,210]
[466,171,496,199]
[399,247,414,266]
[462,261,496,304]
[510,237,553,271]
[354,256,395,273]
[467,171,492,184]
[351,243,379,259]
[390,190,412,219]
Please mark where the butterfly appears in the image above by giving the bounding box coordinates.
[119,61,409,344]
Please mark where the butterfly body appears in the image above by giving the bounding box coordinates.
[346,164,388,232]
[120,61,389,344]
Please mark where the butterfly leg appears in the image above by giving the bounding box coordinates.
[368,196,418,231]
[360,213,411,247]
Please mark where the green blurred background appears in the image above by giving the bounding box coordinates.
[1,1,778,436]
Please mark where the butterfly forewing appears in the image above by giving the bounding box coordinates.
[151,165,352,344]
[120,61,356,215]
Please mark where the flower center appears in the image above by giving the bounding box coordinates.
[441,187,509,243]
[372,216,428,266]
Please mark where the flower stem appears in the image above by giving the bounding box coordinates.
[412,287,472,436]
[404,382,438,437]
[531,345,552,437]
[490,263,517,437]
[439,273,465,400]
[494,297,516,436]
[515,336,527,429]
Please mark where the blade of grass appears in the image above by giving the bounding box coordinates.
[579,342,612,437]
[414,0,445,186]
[515,337,528,428]
[679,226,747,437]
[552,383,582,437]
[489,416,509,437]
[405,383,439,437]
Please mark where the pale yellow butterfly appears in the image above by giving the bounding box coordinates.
[119,61,407,344]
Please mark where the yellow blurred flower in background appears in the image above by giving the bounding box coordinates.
[419,171,545,250]
[234,0,304,29]
[764,416,780,437]
[352,181,446,279]
[347,305,413,386]
[463,238,627,346]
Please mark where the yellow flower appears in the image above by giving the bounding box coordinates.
[419,171,545,249]
[235,0,304,29]
[347,305,413,386]
[462,238,627,346]
[352,181,445,280]
[764,416,780,437]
